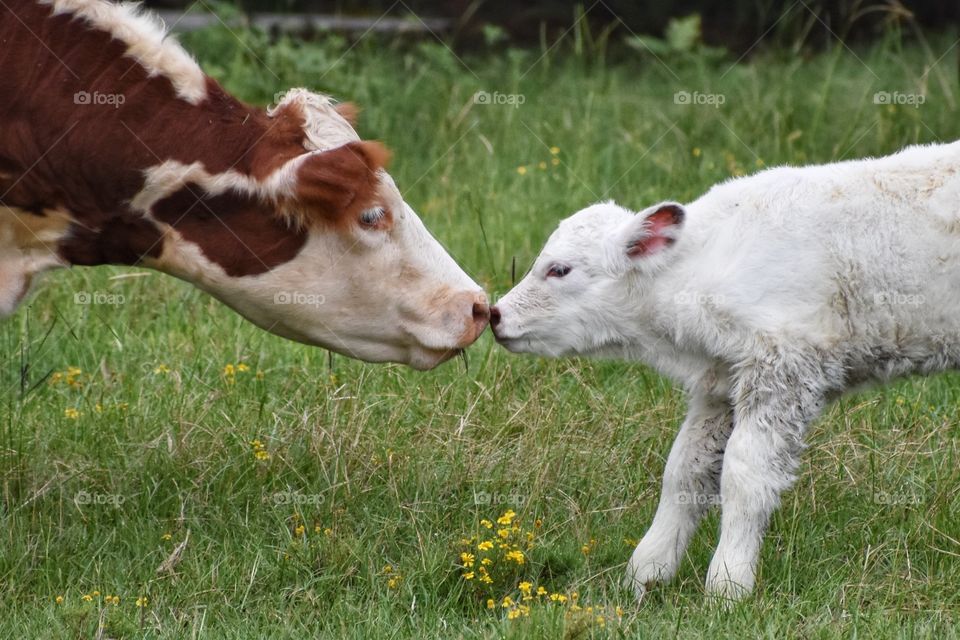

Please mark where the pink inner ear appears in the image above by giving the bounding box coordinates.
[627,206,681,258]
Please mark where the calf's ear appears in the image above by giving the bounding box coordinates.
[621,202,685,260]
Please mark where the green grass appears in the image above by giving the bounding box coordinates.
[3,16,960,638]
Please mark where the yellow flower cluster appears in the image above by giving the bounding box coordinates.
[75,591,121,605]
[222,362,251,385]
[459,513,622,626]
[382,564,402,590]
[50,366,85,390]
[516,146,561,175]
[250,438,270,461]
[458,510,538,598]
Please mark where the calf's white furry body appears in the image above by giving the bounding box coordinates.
[491,141,960,599]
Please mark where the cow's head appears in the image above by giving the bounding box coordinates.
[140,89,489,370]
[489,201,685,358]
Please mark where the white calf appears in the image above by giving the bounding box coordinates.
[490,141,960,599]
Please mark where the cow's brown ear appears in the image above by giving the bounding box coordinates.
[293,141,391,225]
[334,102,360,125]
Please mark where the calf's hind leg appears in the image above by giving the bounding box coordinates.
[705,353,830,599]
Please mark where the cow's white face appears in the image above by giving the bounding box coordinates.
[490,201,684,358]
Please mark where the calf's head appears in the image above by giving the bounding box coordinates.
[490,201,684,357]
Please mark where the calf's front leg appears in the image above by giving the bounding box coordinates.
[705,356,829,600]
[625,393,734,600]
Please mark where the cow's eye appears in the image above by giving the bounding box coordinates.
[359,206,386,226]
[546,264,572,278]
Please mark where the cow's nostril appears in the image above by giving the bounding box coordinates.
[473,300,490,323]
[489,305,501,329]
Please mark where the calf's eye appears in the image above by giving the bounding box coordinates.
[546,264,572,278]
[359,206,386,226]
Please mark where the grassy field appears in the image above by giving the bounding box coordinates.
[2,11,960,638]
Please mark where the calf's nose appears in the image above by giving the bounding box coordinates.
[489,305,501,329]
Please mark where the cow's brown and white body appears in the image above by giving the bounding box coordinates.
[0,0,488,369]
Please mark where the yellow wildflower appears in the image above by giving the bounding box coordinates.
[479,519,493,529]
[135,596,148,608]
[64,408,80,420]
[55,596,63,604]
[550,146,560,155]
[460,552,475,567]
[496,510,516,525]
[516,166,527,175]
[505,550,525,565]
[486,598,495,609]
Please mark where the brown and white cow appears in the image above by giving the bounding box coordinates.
[0,0,489,369]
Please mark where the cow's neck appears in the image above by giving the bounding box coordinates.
[0,0,309,304]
